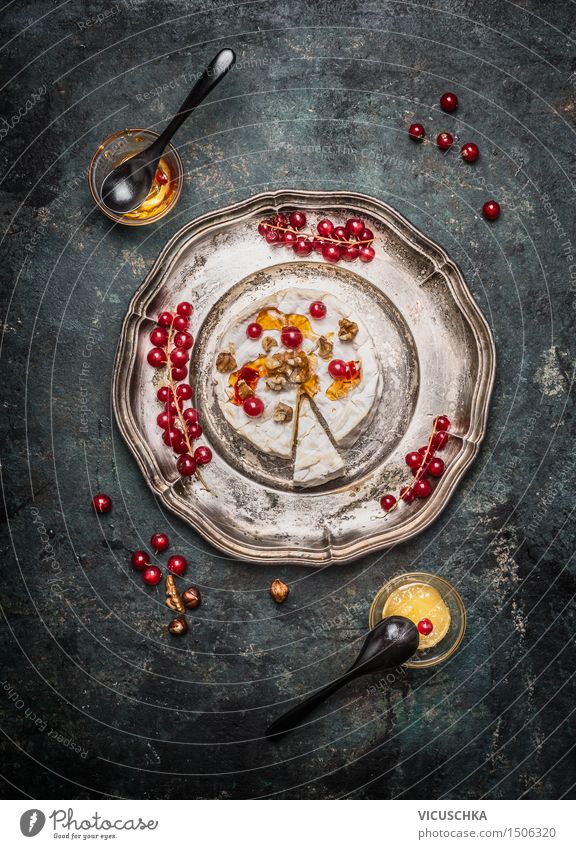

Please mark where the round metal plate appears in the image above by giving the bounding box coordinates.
[113,190,495,565]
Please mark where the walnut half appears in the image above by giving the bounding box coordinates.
[338,317,359,341]
[261,335,278,353]
[317,335,333,360]
[272,402,293,423]
[236,379,254,401]
[216,351,237,373]
[266,374,287,392]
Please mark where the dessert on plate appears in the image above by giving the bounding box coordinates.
[213,288,382,487]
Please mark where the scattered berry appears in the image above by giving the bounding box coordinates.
[150,327,168,346]
[431,430,449,450]
[342,244,359,262]
[167,554,187,576]
[345,217,365,238]
[157,386,173,403]
[176,384,193,400]
[194,446,213,465]
[427,457,446,477]
[417,617,434,635]
[482,200,501,221]
[400,486,415,503]
[408,122,426,141]
[143,565,162,586]
[151,533,169,553]
[281,326,303,349]
[155,168,168,185]
[187,422,203,440]
[147,347,167,367]
[316,219,334,237]
[328,359,347,380]
[288,210,306,229]
[333,225,348,242]
[435,415,451,431]
[157,311,173,327]
[170,348,189,368]
[294,236,313,256]
[183,408,199,424]
[440,92,458,112]
[92,493,112,514]
[322,243,342,263]
[172,315,189,332]
[414,479,432,498]
[171,366,187,381]
[436,132,454,151]
[173,331,193,349]
[405,451,422,469]
[176,302,193,317]
[461,142,479,163]
[359,245,375,262]
[177,454,197,476]
[131,550,149,571]
[360,227,374,243]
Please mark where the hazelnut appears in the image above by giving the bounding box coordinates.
[270,578,289,604]
[168,616,188,636]
[182,585,202,609]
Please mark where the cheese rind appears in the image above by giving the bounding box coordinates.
[294,397,345,487]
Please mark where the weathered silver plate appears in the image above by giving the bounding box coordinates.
[113,190,495,565]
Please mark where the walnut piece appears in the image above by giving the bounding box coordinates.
[264,354,285,372]
[273,402,293,423]
[165,575,185,614]
[338,317,359,341]
[266,374,287,391]
[236,379,254,400]
[270,578,289,604]
[317,335,333,359]
[216,351,237,373]
[261,335,278,353]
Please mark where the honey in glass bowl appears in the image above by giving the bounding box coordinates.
[88,128,183,226]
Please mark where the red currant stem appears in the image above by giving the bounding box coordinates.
[161,319,215,493]
[260,222,374,246]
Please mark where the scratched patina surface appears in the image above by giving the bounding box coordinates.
[0,0,575,800]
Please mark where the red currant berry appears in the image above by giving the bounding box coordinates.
[157,386,173,403]
[163,427,183,448]
[92,493,112,514]
[194,446,213,465]
[282,231,298,247]
[289,210,306,229]
[172,314,189,332]
[176,302,193,317]
[322,243,342,263]
[342,244,359,261]
[359,227,374,243]
[258,219,273,237]
[265,229,280,244]
[281,326,303,349]
[428,457,445,477]
[165,402,178,415]
[405,451,422,469]
[440,92,458,112]
[155,168,168,185]
[418,445,433,462]
[359,245,375,262]
[317,219,334,237]
[312,237,324,253]
[158,311,173,326]
[400,486,415,503]
[273,213,288,228]
[461,142,479,162]
[435,415,451,431]
[176,384,193,401]
[431,430,449,450]
[171,366,188,381]
[294,236,313,256]
[482,200,501,221]
[167,554,187,576]
[436,131,454,151]
[412,463,428,477]
[414,479,432,498]
[187,422,203,440]
[143,565,162,585]
[151,533,169,552]
[246,322,263,340]
[380,494,397,512]
[408,122,425,141]
[131,550,149,571]
[183,407,199,424]
[417,617,434,635]
[150,327,168,346]
[177,454,197,476]
[309,300,327,319]
[147,347,167,367]
[243,396,264,417]
[173,331,192,349]
[328,359,347,380]
[170,348,189,368]
[173,441,189,455]
[345,218,365,238]
[333,225,348,242]
[345,362,359,380]
[156,410,173,429]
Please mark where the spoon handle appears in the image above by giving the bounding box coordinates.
[153,48,236,152]
[266,669,359,738]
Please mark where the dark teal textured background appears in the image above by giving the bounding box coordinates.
[1,0,575,799]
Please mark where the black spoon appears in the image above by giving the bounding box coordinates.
[100,48,236,215]
[266,615,419,738]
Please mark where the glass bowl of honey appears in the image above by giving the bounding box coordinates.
[88,128,184,225]
[369,572,466,668]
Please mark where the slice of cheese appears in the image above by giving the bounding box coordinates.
[293,396,345,487]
